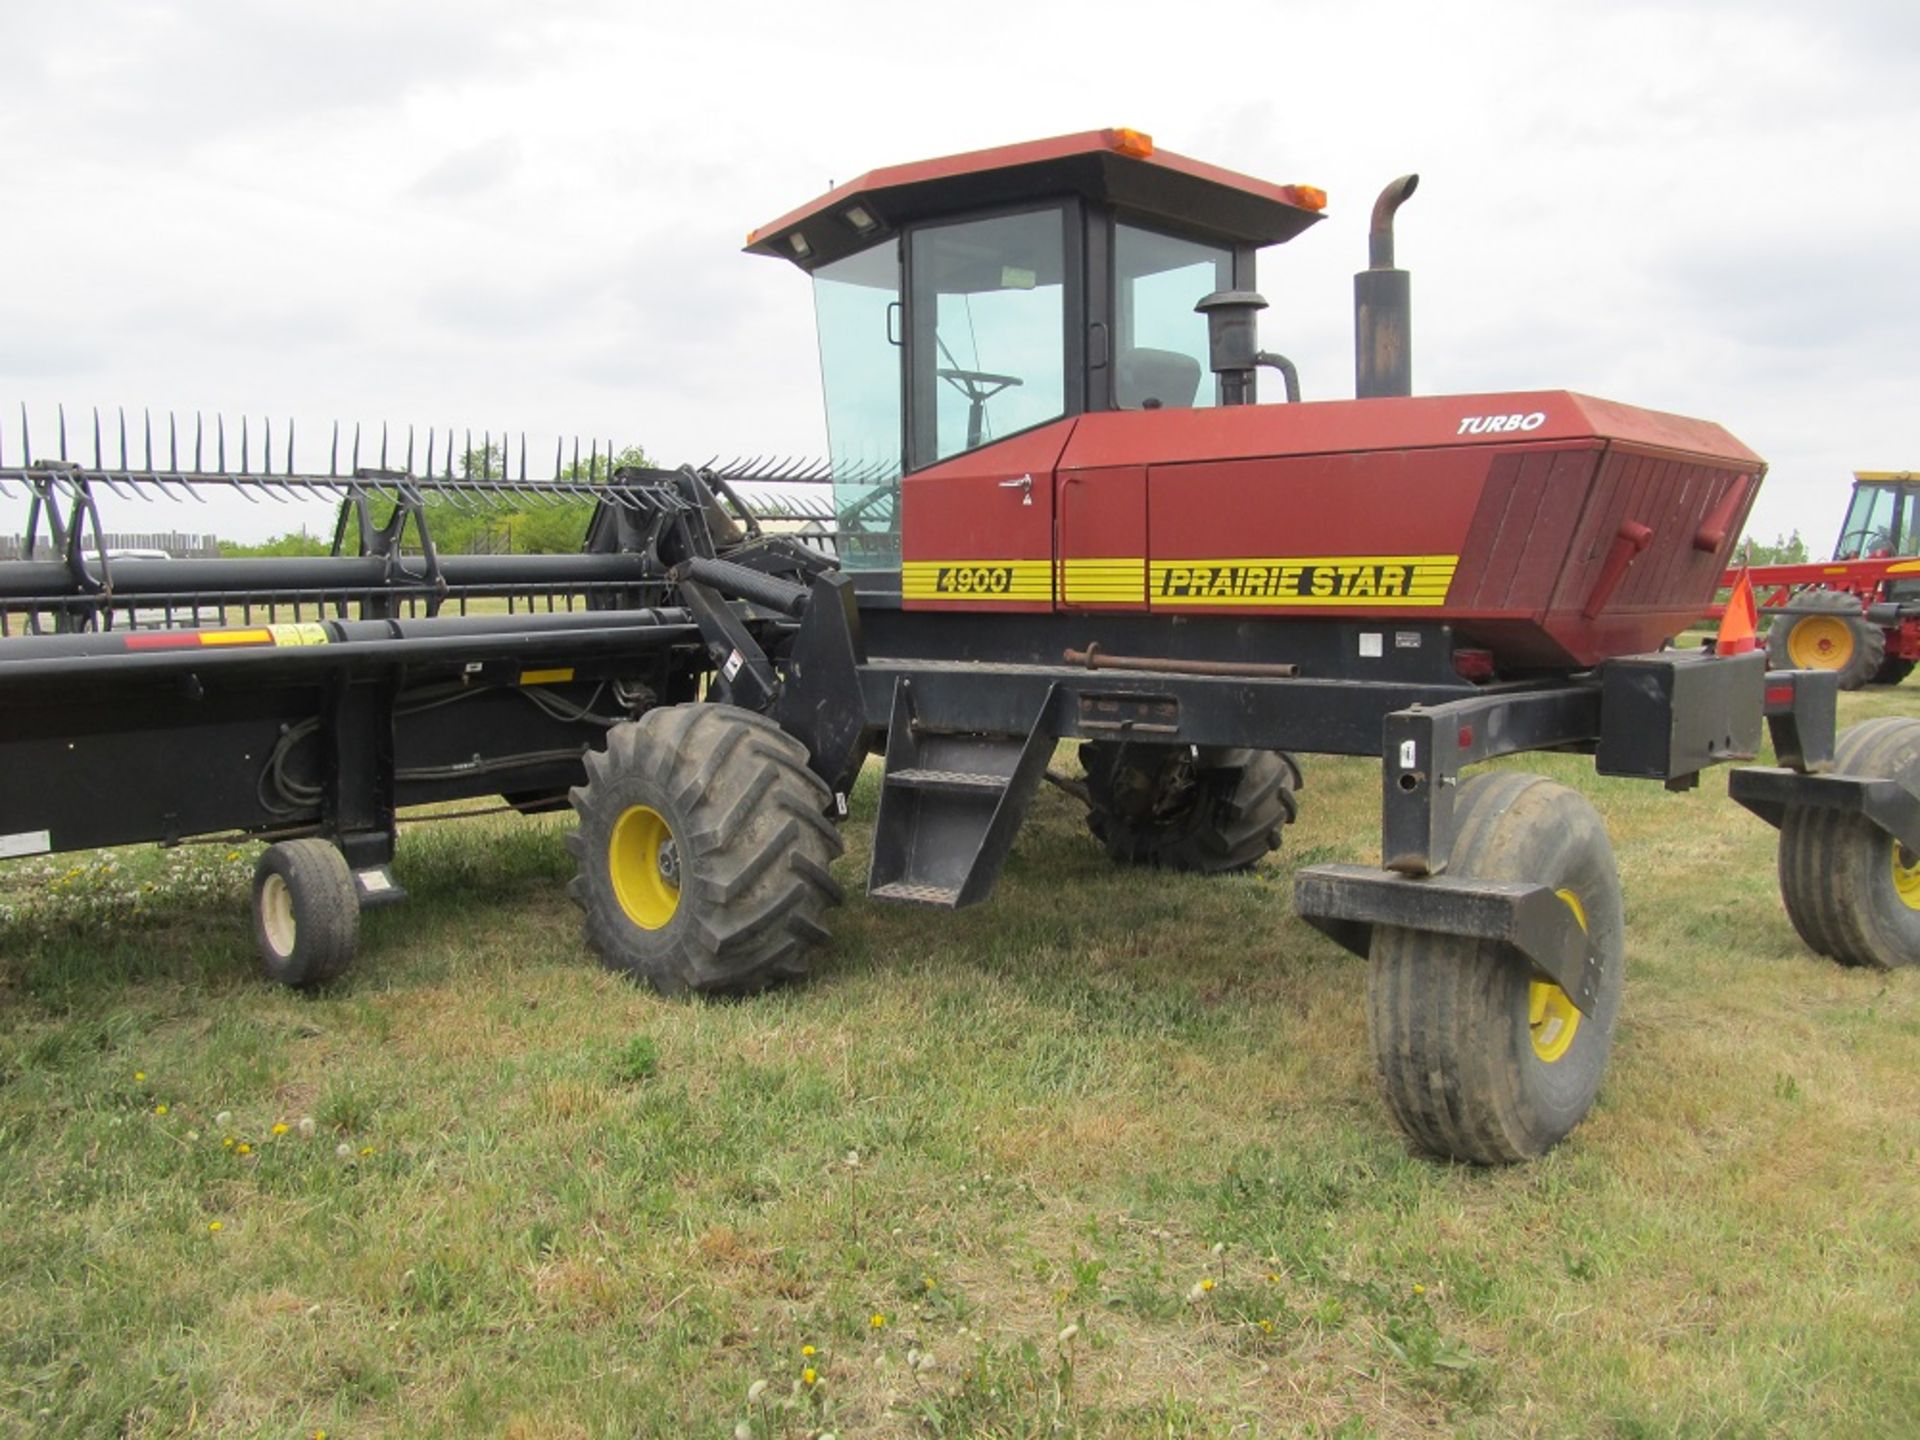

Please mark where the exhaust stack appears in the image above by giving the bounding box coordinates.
[1354,174,1419,399]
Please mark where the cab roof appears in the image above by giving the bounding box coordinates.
[745,128,1326,273]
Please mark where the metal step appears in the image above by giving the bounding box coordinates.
[866,677,1060,910]
[869,880,963,908]
[885,767,1010,794]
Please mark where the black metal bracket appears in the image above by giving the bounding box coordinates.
[1756,667,1838,773]
[1381,685,1602,875]
[1294,863,1602,1014]
[774,572,873,796]
[677,577,780,712]
[1728,767,1920,853]
[322,673,398,871]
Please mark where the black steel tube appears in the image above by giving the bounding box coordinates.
[0,606,696,669]
[0,550,656,600]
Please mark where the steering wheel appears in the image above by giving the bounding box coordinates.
[937,367,1023,451]
[1835,527,1894,560]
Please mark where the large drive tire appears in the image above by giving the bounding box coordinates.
[1778,717,1920,969]
[566,704,844,995]
[1080,743,1300,873]
[1871,656,1915,687]
[252,839,359,988]
[1766,589,1884,691]
[1367,772,1625,1165]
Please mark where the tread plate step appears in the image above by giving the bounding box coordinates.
[885,767,1009,793]
[869,880,963,908]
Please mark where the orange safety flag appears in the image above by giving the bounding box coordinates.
[1717,568,1759,655]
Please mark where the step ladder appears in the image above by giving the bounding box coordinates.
[868,678,1059,910]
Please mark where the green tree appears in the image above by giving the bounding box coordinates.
[1733,529,1809,567]
[218,529,330,558]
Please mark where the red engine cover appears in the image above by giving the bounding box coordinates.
[899,390,1763,668]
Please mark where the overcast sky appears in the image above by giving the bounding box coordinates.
[3,0,1914,546]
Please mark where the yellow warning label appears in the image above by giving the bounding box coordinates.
[519,667,576,686]
[902,559,1052,602]
[1149,555,1458,607]
[196,627,275,647]
[267,623,330,647]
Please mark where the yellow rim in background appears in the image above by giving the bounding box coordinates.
[609,805,680,929]
[1529,888,1588,1064]
[1786,614,1855,671]
[1893,846,1920,912]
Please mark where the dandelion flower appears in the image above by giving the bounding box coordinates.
[802,1367,818,1386]
[869,1313,887,1330]
[1413,1283,1427,1296]
[223,1138,235,1150]
[133,1071,146,1083]
[208,1221,223,1233]
[226,851,240,862]
[1201,1278,1215,1292]
[359,1146,374,1157]
[153,1104,169,1116]
[746,1379,768,1403]
[1258,1319,1275,1335]
[272,1123,289,1136]
[1266,1272,1280,1284]
[236,1143,251,1156]
[801,1344,816,1357]
[298,1117,317,1138]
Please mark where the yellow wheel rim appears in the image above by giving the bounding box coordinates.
[1894,846,1920,912]
[1786,614,1856,671]
[609,805,680,929]
[1529,888,1587,1064]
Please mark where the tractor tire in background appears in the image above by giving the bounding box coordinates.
[1079,742,1300,873]
[1367,772,1625,1165]
[252,838,360,988]
[567,704,844,995]
[1778,717,1920,969]
[1766,589,1885,690]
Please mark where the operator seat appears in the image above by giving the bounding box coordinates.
[1116,347,1203,411]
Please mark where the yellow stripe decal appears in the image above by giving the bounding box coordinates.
[197,628,276,646]
[1149,555,1459,608]
[903,555,1460,607]
[1062,556,1144,605]
[520,667,576,686]
[902,559,1052,602]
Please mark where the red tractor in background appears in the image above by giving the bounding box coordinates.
[1734,471,1920,689]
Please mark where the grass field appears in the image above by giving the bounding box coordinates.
[3,690,1918,1438]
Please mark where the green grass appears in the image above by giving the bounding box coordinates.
[4,692,1919,1437]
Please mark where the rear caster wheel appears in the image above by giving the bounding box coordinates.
[1367,772,1625,1164]
[1779,717,1920,968]
[252,838,359,987]
[567,704,845,995]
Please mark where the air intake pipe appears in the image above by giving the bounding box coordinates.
[1354,173,1419,399]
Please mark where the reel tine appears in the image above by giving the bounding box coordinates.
[553,436,563,483]
[330,420,340,477]
[405,424,415,477]
[380,420,390,472]
[19,402,30,465]
[263,416,272,477]
[287,416,296,476]
[424,427,436,481]
[240,414,250,475]
[218,413,227,474]
[58,402,67,462]
[117,406,128,472]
